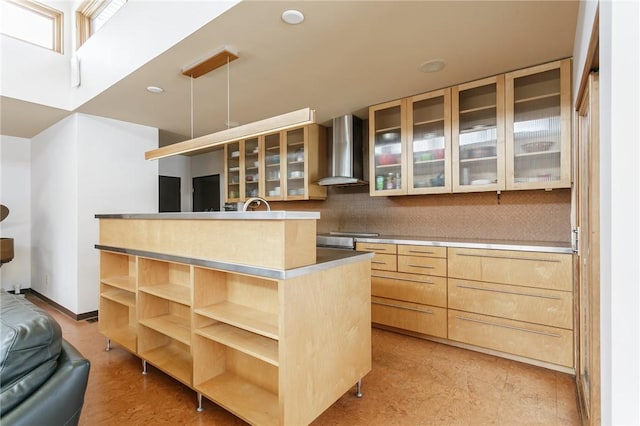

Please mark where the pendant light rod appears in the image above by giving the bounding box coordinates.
[190,76,194,139]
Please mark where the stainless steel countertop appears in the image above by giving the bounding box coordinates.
[95,211,320,220]
[353,235,574,254]
[95,245,372,279]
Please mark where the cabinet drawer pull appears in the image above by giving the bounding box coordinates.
[455,315,561,338]
[364,247,388,252]
[371,260,388,265]
[372,275,434,284]
[373,300,433,315]
[455,284,562,300]
[456,253,560,263]
[408,264,435,269]
[407,250,436,255]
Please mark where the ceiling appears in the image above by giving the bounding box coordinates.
[1,1,579,146]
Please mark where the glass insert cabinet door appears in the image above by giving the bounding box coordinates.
[369,99,406,196]
[506,59,571,189]
[263,131,283,200]
[243,137,260,199]
[408,88,451,194]
[225,141,241,201]
[452,75,505,192]
[285,127,306,198]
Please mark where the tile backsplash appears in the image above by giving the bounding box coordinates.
[271,186,572,243]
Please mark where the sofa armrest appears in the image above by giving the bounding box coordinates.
[1,340,90,426]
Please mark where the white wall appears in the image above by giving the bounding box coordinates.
[159,155,192,212]
[191,150,225,210]
[30,113,158,314]
[76,114,158,313]
[31,115,80,310]
[1,1,239,110]
[598,1,640,424]
[0,136,31,292]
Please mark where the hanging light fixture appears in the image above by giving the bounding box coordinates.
[145,45,316,160]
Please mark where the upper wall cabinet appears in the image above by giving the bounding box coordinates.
[225,124,327,203]
[505,59,572,190]
[408,89,452,194]
[369,99,407,196]
[369,59,572,197]
[452,75,506,192]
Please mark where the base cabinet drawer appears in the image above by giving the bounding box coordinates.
[372,272,446,307]
[448,310,573,368]
[448,278,573,329]
[370,253,397,271]
[372,296,446,338]
[448,248,573,291]
[398,255,447,276]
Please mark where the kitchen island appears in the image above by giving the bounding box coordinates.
[95,212,373,426]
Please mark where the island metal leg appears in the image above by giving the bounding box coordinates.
[196,393,204,412]
[142,359,148,375]
[355,379,363,398]
[105,338,111,352]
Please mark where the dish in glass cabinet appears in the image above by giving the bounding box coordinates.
[522,141,554,153]
[231,151,240,158]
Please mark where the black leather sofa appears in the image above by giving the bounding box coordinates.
[0,290,90,426]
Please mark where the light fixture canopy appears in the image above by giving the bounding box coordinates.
[282,9,304,25]
[181,45,239,78]
[145,108,316,160]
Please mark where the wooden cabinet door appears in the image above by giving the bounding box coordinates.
[369,99,407,196]
[505,59,572,190]
[452,75,506,192]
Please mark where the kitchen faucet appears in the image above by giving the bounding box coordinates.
[242,197,271,212]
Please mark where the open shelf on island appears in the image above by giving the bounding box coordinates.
[139,314,191,346]
[139,343,192,386]
[101,288,136,307]
[197,372,279,426]
[138,283,190,305]
[195,302,278,340]
[101,275,135,291]
[195,322,278,366]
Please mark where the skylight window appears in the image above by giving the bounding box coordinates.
[0,0,63,53]
[76,0,126,48]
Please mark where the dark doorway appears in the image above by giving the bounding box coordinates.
[159,175,181,212]
[193,174,220,212]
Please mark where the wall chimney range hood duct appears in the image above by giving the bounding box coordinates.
[318,114,368,186]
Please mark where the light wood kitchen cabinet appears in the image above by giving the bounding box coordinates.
[99,251,137,353]
[369,89,452,196]
[505,59,572,190]
[452,75,506,192]
[447,247,574,368]
[356,241,447,338]
[369,99,407,196]
[97,213,371,426]
[137,257,193,386]
[407,89,452,194]
[227,124,327,203]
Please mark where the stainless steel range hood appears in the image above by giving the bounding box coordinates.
[317,115,368,186]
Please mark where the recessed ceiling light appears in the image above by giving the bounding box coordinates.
[419,59,446,73]
[282,9,304,25]
[146,86,164,93]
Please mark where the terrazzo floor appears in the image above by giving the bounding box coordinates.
[29,293,580,425]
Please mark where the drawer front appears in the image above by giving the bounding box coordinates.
[372,296,447,338]
[448,279,573,329]
[448,310,573,368]
[397,255,447,276]
[371,271,446,307]
[356,242,397,255]
[448,248,572,291]
[369,253,397,271]
[397,245,447,258]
